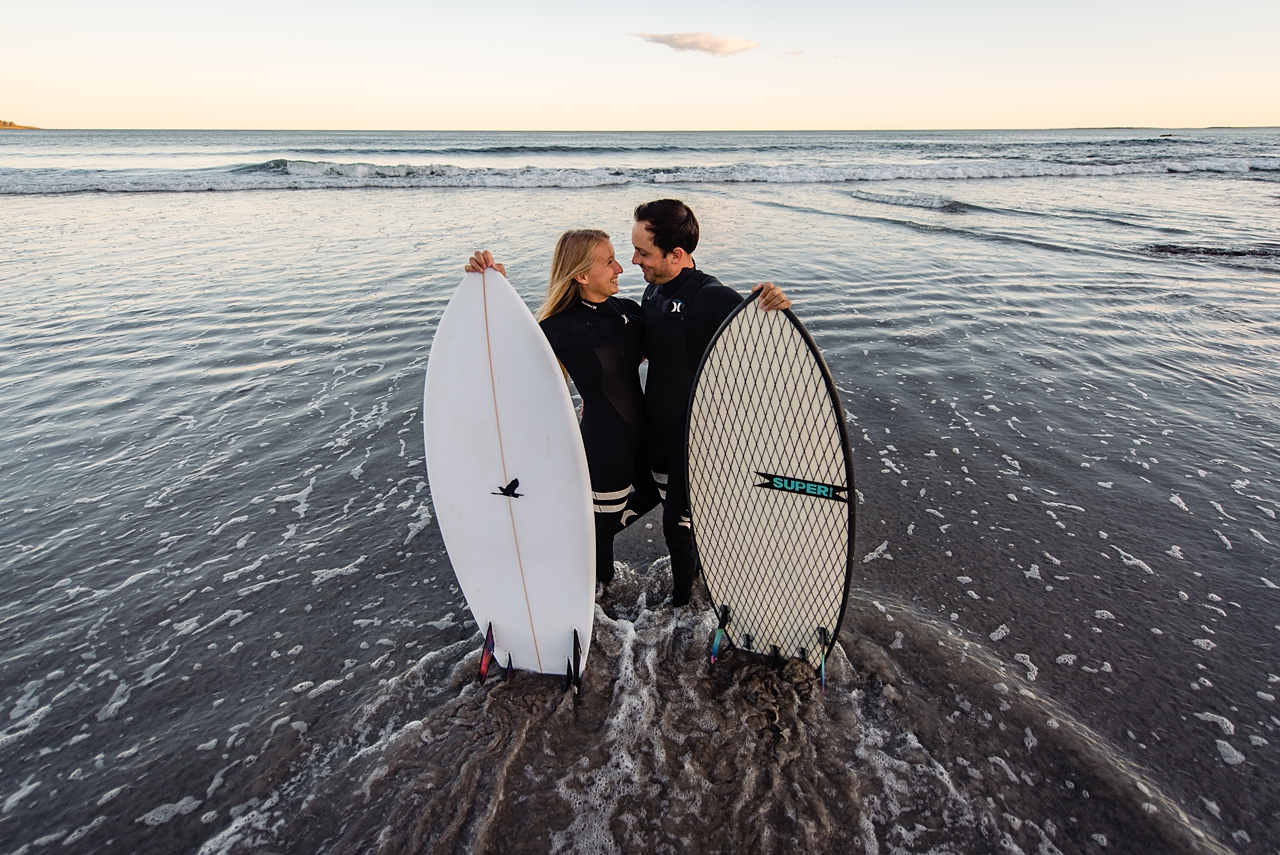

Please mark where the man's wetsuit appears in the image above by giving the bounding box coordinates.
[642,266,743,605]
[540,296,660,585]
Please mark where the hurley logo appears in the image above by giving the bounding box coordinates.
[754,472,847,502]
[669,300,685,315]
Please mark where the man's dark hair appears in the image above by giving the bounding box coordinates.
[634,199,699,256]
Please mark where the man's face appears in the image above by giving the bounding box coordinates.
[631,220,681,285]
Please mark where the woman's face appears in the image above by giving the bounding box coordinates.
[576,239,624,303]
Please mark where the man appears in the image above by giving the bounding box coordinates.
[631,199,791,606]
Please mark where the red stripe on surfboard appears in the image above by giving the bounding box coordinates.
[479,269,543,672]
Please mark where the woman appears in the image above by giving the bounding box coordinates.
[466,232,660,587]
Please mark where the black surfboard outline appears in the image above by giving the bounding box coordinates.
[683,288,856,665]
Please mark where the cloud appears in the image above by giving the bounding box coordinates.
[635,32,760,57]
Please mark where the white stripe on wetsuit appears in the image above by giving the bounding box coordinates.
[593,485,631,514]
[651,470,668,500]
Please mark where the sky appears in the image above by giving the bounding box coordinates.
[3,0,1277,130]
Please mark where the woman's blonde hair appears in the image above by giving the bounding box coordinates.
[536,229,610,321]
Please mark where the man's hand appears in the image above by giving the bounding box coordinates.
[465,250,507,277]
[752,281,791,311]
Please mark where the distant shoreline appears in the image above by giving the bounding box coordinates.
[1,120,40,130]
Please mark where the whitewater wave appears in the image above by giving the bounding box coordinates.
[3,156,1278,194]
[200,558,1218,855]
[280,142,824,157]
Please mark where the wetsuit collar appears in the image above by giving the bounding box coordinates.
[581,296,624,320]
[659,264,698,297]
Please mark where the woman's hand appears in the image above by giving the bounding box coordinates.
[752,281,792,311]
[465,250,507,277]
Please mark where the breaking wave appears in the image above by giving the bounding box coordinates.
[1143,242,1280,273]
[281,142,826,157]
[1146,243,1280,259]
[848,189,982,212]
[3,156,1279,194]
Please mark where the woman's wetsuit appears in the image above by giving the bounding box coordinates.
[539,296,661,585]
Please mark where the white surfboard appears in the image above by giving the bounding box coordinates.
[424,270,594,679]
[686,292,855,669]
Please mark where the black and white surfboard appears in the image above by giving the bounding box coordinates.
[686,291,855,668]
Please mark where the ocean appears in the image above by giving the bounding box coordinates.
[1,129,1278,854]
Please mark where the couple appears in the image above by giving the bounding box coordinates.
[467,199,790,607]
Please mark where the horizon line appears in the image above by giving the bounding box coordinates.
[5,125,1279,133]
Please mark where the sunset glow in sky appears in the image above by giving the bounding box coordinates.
[4,0,1277,130]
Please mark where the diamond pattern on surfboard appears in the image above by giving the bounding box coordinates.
[686,292,855,669]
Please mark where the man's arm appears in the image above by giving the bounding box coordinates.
[751,281,791,311]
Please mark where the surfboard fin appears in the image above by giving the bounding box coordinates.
[572,629,582,694]
[504,652,514,682]
[564,629,583,694]
[817,627,830,692]
[480,622,496,685]
[710,605,731,664]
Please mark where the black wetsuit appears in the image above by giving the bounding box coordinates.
[641,266,743,605]
[540,297,661,585]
